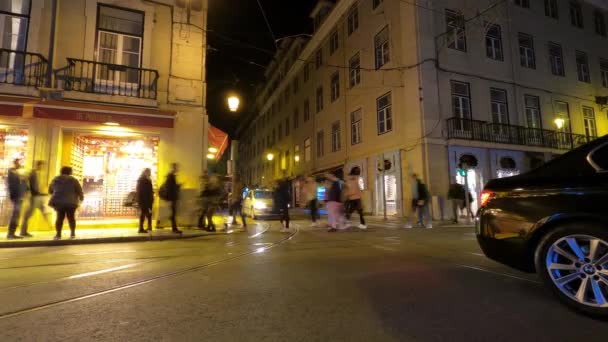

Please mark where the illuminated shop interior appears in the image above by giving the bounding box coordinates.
[0,127,28,225]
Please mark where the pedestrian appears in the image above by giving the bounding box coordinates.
[6,158,27,239]
[304,176,319,227]
[48,166,84,240]
[325,171,346,232]
[21,160,52,237]
[159,163,182,234]
[136,168,154,233]
[198,174,222,232]
[228,176,247,229]
[447,183,473,223]
[405,173,432,229]
[274,175,291,232]
[344,167,366,230]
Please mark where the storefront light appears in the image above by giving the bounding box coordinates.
[208,146,218,153]
[207,153,215,159]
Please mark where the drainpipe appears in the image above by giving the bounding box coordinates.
[46,0,58,88]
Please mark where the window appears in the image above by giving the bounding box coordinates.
[330,71,340,102]
[374,26,390,69]
[304,99,311,121]
[518,33,536,69]
[554,101,571,133]
[583,106,597,138]
[304,63,310,82]
[349,52,361,87]
[0,0,30,52]
[373,0,383,10]
[490,88,509,125]
[330,29,339,55]
[96,5,145,85]
[446,9,466,52]
[524,95,542,129]
[570,1,584,28]
[545,0,558,19]
[293,77,299,94]
[347,3,359,36]
[485,23,503,61]
[451,81,472,121]
[316,130,325,158]
[351,109,362,145]
[316,86,324,113]
[515,0,530,8]
[304,138,311,162]
[601,59,608,88]
[595,10,607,37]
[315,49,323,69]
[377,92,393,135]
[294,144,300,161]
[549,43,565,76]
[285,118,290,136]
[294,108,299,129]
[331,121,341,152]
[576,51,591,83]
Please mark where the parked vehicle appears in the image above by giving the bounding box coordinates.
[243,189,274,219]
[476,135,608,318]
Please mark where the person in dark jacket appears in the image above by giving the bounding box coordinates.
[49,166,84,240]
[447,183,473,223]
[164,163,181,234]
[274,176,291,232]
[21,160,52,237]
[405,173,432,229]
[325,171,345,232]
[228,176,247,228]
[136,168,154,233]
[6,158,26,239]
[198,174,223,232]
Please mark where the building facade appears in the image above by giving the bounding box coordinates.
[0,0,209,228]
[238,0,608,218]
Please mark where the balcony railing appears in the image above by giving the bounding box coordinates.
[61,58,159,100]
[0,48,47,87]
[446,118,596,150]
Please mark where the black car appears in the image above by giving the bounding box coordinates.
[477,135,608,318]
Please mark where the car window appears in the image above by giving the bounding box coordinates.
[589,143,608,171]
[254,191,273,199]
[529,138,606,178]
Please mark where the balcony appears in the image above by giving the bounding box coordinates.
[446,118,596,150]
[0,48,47,88]
[59,58,159,100]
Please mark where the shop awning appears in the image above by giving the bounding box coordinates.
[32,100,175,128]
[0,96,37,117]
[208,125,228,160]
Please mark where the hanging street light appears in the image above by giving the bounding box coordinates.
[266,153,274,161]
[227,95,240,112]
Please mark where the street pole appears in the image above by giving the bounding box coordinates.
[381,153,387,221]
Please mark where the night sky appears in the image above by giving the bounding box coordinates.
[206,0,320,136]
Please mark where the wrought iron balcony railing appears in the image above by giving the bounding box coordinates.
[61,58,159,100]
[446,117,596,150]
[0,48,47,87]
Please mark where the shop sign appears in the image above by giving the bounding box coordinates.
[33,106,174,128]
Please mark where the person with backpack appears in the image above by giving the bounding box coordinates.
[405,173,432,229]
[6,158,27,239]
[48,166,84,240]
[136,168,154,233]
[21,160,52,237]
[159,163,181,234]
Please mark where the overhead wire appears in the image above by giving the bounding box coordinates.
[256,0,278,49]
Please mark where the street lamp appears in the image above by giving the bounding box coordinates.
[294,155,300,162]
[227,95,240,112]
[206,153,215,159]
[554,118,565,130]
[266,153,274,161]
[208,146,218,153]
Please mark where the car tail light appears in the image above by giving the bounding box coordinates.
[479,190,495,207]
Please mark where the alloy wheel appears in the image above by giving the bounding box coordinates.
[546,234,608,308]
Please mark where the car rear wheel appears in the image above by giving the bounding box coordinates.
[536,223,608,319]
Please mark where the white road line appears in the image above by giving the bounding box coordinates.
[458,265,541,284]
[68,263,139,279]
[469,252,485,257]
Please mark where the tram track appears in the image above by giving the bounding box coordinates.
[0,223,294,320]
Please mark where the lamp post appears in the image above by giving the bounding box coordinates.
[227,95,240,112]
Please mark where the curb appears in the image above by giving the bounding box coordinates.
[0,231,220,248]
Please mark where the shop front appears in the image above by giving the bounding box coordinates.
[374,150,402,217]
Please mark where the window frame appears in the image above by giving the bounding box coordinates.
[315,49,323,70]
[304,137,311,162]
[376,92,393,135]
[595,10,607,37]
[316,130,325,158]
[544,0,559,19]
[351,108,362,145]
[347,3,359,36]
[329,29,339,55]
[490,88,509,125]
[514,0,530,8]
[524,94,543,129]
[349,52,361,88]
[600,58,608,88]
[582,106,598,138]
[569,1,584,28]
[518,33,536,69]
[485,23,503,61]
[451,80,472,121]
[374,26,390,69]
[373,0,383,10]
[576,50,591,83]
[446,9,467,52]
[330,71,340,102]
[549,42,565,77]
[331,121,341,152]
[316,86,324,113]
[304,99,311,122]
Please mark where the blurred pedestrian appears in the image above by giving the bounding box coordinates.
[6,158,26,239]
[136,168,154,233]
[275,175,291,232]
[198,174,223,232]
[228,176,247,229]
[405,174,432,229]
[21,160,52,237]
[48,166,84,240]
[448,183,473,223]
[344,167,366,230]
[304,176,319,227]
[159,163,181,234]
[325,171,346,232]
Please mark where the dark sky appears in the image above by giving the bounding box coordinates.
[206,0,319,136]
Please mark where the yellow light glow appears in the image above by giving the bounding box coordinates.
[207,153,215,159]
[554,118,565,129]
[208,146,218,153]
[266,153,274,161]
[104,122,120,126]
[227,96,240,112]
[294,155,300,162]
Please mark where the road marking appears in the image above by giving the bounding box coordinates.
[68,263,139,279]
[73,250,136,256]
[457,264,541,284]
[469,252,485,257]
[248,223,270,238]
